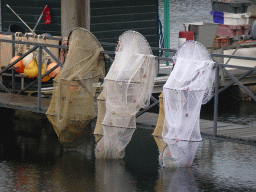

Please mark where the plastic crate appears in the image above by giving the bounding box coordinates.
[210,11,224,24]
[216,24,250,36]
[211,11,250,25]
[211,0,251,14]
[224,12,250,25]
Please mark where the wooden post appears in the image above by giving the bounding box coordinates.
[61,0,90,37]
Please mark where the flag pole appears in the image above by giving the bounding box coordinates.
[33,5,48,32]
[6,4,36,36]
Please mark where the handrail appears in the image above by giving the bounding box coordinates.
[0,32,67,112]
[1,30,256,122]
[213,63,256,137]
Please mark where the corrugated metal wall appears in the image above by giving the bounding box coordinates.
[1,0,158,48]
[1,0,61,36]
[90,0,159,49]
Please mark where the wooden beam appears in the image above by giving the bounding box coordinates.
[61,0,90,37]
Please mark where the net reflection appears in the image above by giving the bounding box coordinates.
[95,159,137,192]
[160,139,200,168]
[155,167,199,191]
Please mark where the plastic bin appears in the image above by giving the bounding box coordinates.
[224,12,251,25]
[178,31,194,46]
[211,11,224,24]
[211,11,251,25]
[211,0,251,14]
[216,24,250,36]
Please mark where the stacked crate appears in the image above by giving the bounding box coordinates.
[210,0,252,48]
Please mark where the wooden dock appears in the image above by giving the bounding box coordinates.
[0,91,255,142]
[136,112,256,142]
[0,92,51,113]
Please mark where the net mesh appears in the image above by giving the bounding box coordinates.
[94,30,156,159]
[154,41,215,167]
[94,88,106,142]
[46,28,105,147]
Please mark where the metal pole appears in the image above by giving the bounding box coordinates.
[6,4,36,36]
[38,46,42,111]
[164,0,170,66]
[12,34,15,93]
[213,66,219,136]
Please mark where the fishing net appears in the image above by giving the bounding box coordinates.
[154,41,215,167]
[152,92,167,155]
[94,30,156,159]
[94,88,106,142]
[46,28,105,147]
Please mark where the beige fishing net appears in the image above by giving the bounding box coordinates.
[154,41,215,167]
[94,88,106,142]
[94,30,156,159]
[46,28,105,147]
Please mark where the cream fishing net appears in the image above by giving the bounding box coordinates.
[94,30,156,159]
[46,28,105,147]
[154,41,215,167]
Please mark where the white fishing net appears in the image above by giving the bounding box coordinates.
[163,41,215,143]
[161,140,200,167]
[155,41,215,167]
[95,30,156,159]
[46,28,105,147]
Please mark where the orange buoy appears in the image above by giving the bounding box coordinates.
[47,62,60,78]
[10,55,24,73]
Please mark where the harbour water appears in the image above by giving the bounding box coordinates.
[158,0,212,48]
[0,108,256,191]
[1,0,256,191]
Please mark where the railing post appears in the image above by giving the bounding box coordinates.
[213,65,219,136]
[12,34,15,93]
[164,0,170,66]
[38,46,42,111]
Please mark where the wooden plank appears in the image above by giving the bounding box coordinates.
[0,92,50,113]
[91,12,158,24]
[91,20,157,32]
[136,112,256,141]
[90,5,157,16]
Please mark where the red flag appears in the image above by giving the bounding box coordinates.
[42,5,51,25]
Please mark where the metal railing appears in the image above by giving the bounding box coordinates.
[134,46,256,136]
[1,32,256,137]
[0,32,68,112]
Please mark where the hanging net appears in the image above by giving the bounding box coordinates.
[94,88,106,142]
[154,40,215,167]
[94,30,156,159]
[46,28,105,147]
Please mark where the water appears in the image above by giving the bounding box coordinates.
[1,1,256,191]
[0,109,256,191]
[158,0,213,48]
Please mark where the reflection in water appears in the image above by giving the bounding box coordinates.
[1,107,256,191]
[161,140,200,168]
[95,159,137,192]
[155,167,199,192]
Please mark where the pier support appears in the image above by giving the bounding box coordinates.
[213,66,219,136]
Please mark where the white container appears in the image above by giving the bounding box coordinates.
[224,12,251,25]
